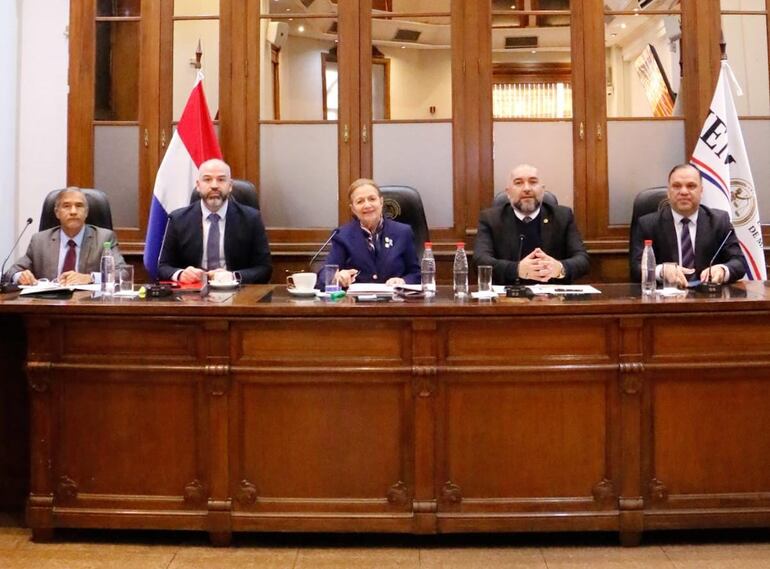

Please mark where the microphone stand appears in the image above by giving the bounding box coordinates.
[506,234,532,298]
[0,218,34,294]
[695,229,734,295]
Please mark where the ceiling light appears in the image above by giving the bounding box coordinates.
[298,25,305,32]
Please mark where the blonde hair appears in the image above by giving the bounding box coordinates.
[347,178,381,202]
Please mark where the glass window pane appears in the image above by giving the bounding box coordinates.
[607,120,684,225]
[382,1,451,13]
[722,15,770,116]
[174,0,219,18]
[603,0,679,9]
[373,122,453,227]
[373,16,451,120]
[94,126,140,227]
[95,21,140,121]
[605,14,682,118]
[260,17,339,121]
[492,11,572,119]
[721,0,766,10]
[743,120,770,223]
[259,124,338,228]
[97,0,140,17]
[264,0,338,16]
[173,19,220,121]
[493,122,574,207]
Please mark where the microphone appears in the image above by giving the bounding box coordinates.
[1,217,34,293]
[506,233,532,298]
[697,229,734,294]
[309,228,339,269]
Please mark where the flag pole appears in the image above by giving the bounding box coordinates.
[720,30,727,61]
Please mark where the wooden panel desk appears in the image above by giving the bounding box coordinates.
[1,283,770,545]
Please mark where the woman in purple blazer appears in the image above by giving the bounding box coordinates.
[322,179,420,289]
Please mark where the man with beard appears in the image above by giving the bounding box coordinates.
[474,164,589,284]
[157,158,272,284]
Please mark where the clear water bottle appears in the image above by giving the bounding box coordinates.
[100,241,115,296]
[453,242,469,298]
[641,239,656,295]
[420,242,436,297]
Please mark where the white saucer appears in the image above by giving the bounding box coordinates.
[288,287,317,297]
[210,281,239,289]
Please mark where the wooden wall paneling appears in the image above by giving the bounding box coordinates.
[67,1,96,187]
[338,0,362,219]
[358,0,373,180]
[570,0,589,235]
[461,0,479,241]
[411,318,438,533]
[617,317,644,546]
[220,0,248,177]
[25,317,56,542]
[203,320,232,545]
[245,0,260,190]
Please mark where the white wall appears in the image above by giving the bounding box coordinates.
[16,0,69,254]
[0,1,19,262]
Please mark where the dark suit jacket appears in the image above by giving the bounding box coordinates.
[321,218,421,287]
[629,205,746,283]
[6,225,124,281]
[158,199,272,284]
[474,202,589,285]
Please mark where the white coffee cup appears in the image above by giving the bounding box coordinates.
[212,270,236,284]
[287,272,317,291]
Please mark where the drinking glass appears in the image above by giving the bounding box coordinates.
[477,265,493,293]
[324,264,340,292]
[118,264,134,292]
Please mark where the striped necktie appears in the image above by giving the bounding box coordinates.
[680,218,695,269]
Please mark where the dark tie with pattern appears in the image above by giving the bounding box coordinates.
[680,218,695,270]
[61,240,77,273]
[207,213,221,270]
[523,216,532,224]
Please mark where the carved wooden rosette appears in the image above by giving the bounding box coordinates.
[183,479,206,507]
[236,480,258,506]
[387,481,409,506]
[648,478,669,503]
[441,481,462,505]
[204,364,230,396]
[55,476,78,504]
[412,365,437,398]
[592,477,616,506]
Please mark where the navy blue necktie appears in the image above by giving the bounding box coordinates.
[207,213,221,270]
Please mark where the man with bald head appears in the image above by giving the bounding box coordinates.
[5,187,124,286]
[474,164,589,284]
[629,163,745,286]
[158,158,272,284]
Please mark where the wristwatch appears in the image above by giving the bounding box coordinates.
[557,264,566,279]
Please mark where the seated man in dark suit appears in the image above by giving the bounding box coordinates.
[629,163,745,286]
[158,158,272,284]
[5,187,124,286]
[474,164,589,284]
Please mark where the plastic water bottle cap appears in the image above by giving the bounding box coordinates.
[644,239,652,246]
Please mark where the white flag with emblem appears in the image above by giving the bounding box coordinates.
[690,61,765,280]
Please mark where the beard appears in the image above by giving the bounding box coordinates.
[514,196,540,215]
[203,192,226,210]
